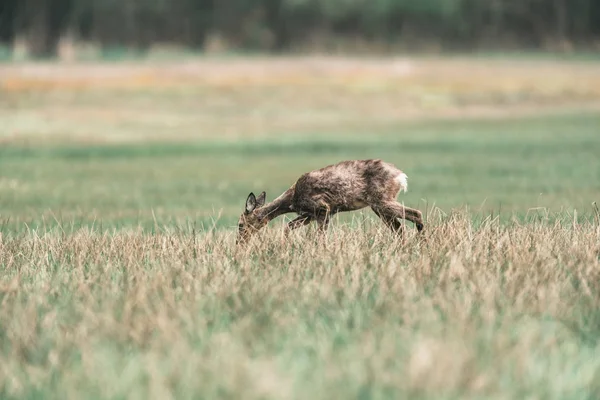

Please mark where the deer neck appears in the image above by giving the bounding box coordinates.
[256,188,294,222]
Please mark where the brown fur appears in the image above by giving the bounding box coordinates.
[237,159,424,244]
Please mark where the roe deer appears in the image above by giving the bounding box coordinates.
[237,159,424,244]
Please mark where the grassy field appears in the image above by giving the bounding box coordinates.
[1,56,600,398]
[1,112,600,232]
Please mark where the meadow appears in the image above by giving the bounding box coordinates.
[0,55,600,398]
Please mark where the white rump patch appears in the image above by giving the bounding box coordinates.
[396,173,408,193]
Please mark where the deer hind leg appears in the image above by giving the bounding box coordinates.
[371,206,403,234]
[372,201,424,233]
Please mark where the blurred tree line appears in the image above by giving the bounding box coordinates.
[1,0,599,57]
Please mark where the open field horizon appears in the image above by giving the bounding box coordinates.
[2,56,600,146]
[2,56,600,231]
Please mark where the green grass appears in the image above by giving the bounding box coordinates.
[1,57,600,399]
[1,112,599,232]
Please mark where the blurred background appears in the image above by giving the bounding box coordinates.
[0,0,599,231]
[1,0,600,57]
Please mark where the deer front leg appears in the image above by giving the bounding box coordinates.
[284,214,313,237]
[316,213,330,233]
[373,201,424,233]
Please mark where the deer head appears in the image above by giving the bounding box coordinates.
[237,191,267,244]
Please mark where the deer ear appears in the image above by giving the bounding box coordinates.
[256,191,266,207]
[245,192,257,213]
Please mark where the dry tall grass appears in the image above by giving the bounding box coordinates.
[1,210,599,398]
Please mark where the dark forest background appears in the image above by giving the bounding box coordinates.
[1,0,600,57]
